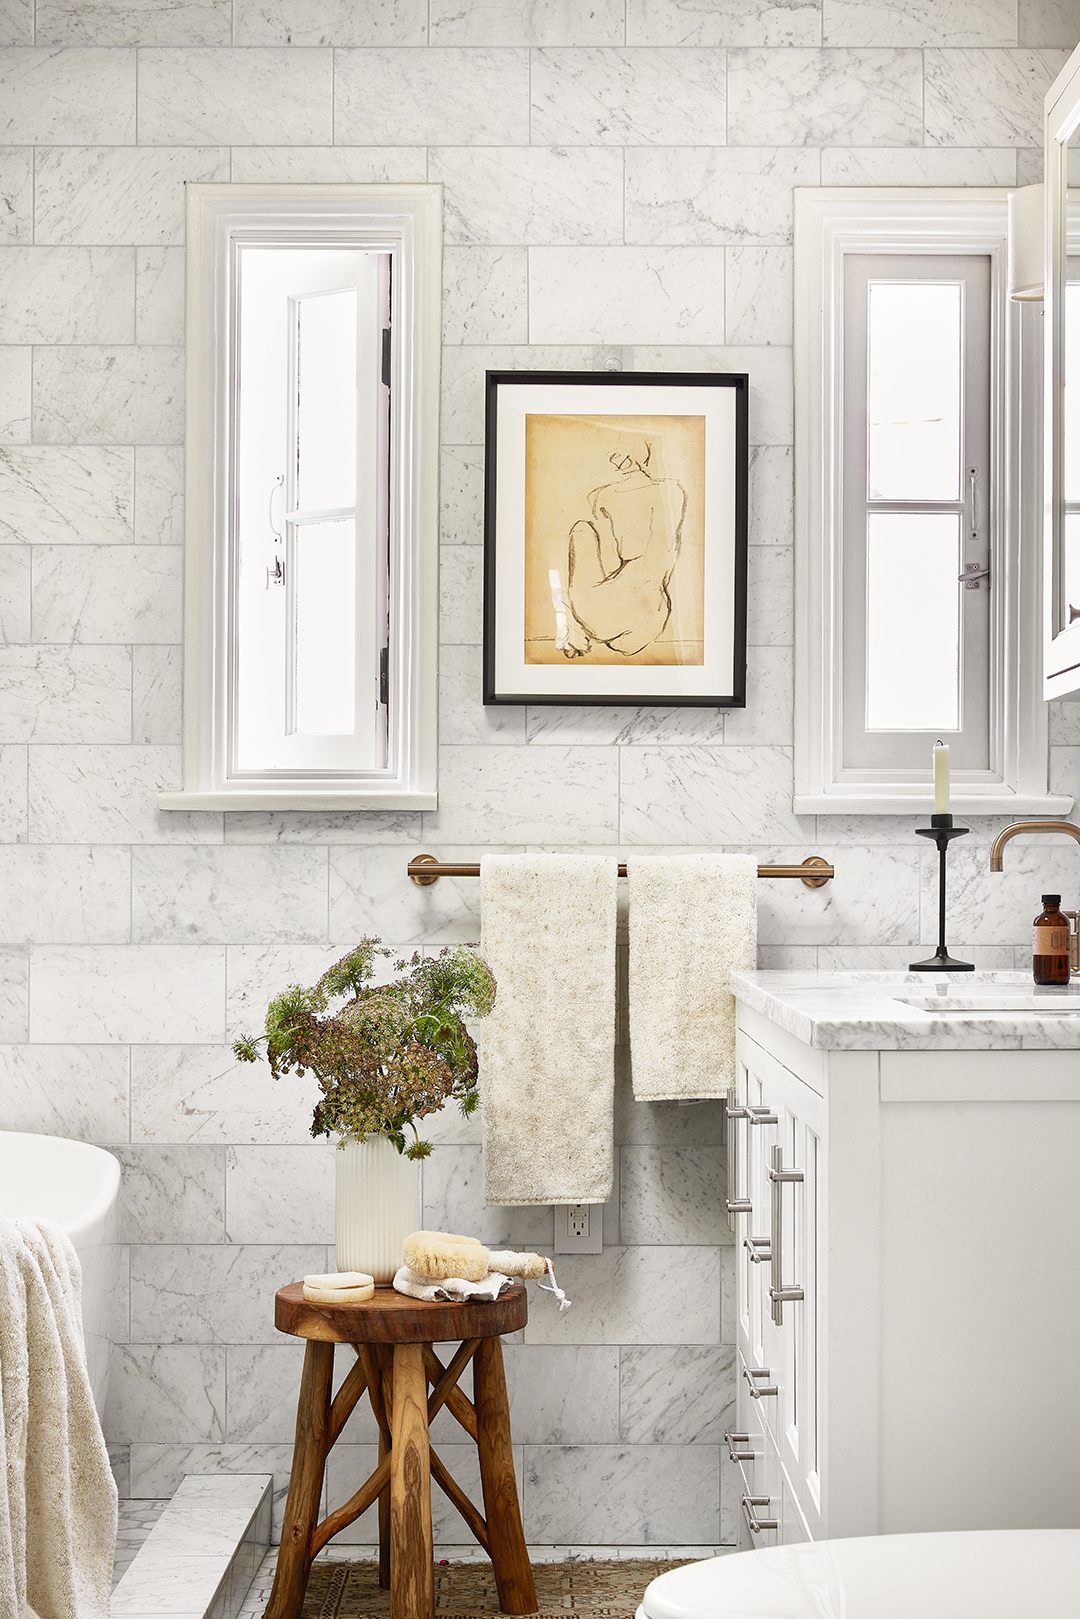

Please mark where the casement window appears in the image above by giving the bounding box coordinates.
[794,189,1068,816]
[160,185,441,812]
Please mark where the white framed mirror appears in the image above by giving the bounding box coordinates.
[1044,44,1080,698]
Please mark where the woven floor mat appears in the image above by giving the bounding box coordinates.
[297,1559,695,1619]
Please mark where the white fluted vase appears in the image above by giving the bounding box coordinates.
[335,1135,421,1283]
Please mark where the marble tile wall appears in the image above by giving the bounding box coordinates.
[0,0,1077,1551]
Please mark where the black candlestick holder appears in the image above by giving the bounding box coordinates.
[909,813,974,973]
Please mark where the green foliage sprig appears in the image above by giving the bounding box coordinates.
[233,938,496,1160]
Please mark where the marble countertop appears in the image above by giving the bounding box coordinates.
[729,970,1080,1050]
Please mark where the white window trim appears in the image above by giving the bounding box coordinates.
[159,183,442,813]
[794,186,1069,817]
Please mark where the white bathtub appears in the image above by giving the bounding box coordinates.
[0,1131,122,1420]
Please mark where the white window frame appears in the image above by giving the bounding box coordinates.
[794,186,1069,816]
[160,184,441,812]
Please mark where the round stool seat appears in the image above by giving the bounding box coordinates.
[637,1530,1080,1619]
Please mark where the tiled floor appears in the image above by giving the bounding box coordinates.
[112,1499,170,1587]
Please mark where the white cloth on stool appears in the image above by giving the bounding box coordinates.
[392,1265,511,1303]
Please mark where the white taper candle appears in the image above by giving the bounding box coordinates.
[933,740,950,814]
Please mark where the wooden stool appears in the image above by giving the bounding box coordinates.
[264,1282,537,1619]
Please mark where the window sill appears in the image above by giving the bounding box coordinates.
[796,793,1075,816]
[157,789,438,812]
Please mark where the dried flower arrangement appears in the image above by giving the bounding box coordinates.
[233,937,496,1160]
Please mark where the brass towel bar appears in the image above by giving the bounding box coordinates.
[408,854,834,889]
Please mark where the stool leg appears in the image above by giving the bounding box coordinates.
[265,1339,335,1619]
[474,1337,537,1615]
[390,1343,434,1619]
[378,1428,391,1589]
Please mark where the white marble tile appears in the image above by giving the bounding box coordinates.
[524,1444,719,1543]
[0,244,132,342]
[329,843,483,945]
[0,446,133,544]
[0,948,27,1040]
[129,1445,295,1537]
[335,47,529,144]
[110,1553,233,1615]
[440,644,527,745]
[0,48,136,144]
[722,646,793,746]
[530,247,727,344]
[38,0,231,44]
[1020,0,1080,46]
[32,545,182,643]
[421,1087,484,1146]
[0,1042,129,1141]
[614,1071,724,1148]
[815,942,1014,971]
[443,247,529,344]
[132,846,328,944]
[0,646,131,741]
[526,704,725,744]
[620,1147,727,1246]
[746,545,793,646]
[133,646,182,745]
[725,245,791,345]
[924,47,1069,147]
[131,1042,320,1144]
[233,0,426,45]
[425,746,621,843]
[0,0,32,44]
[137,48,333,145]
[224,1343,309,1442]
[224,809,421,844]
[439,543,483,646]
[0,745,26,841]
[440,345,597,443]
[1016,147,1043,186]
[225,1143,336,1243]
[35,146,228,245]
[1050,698,1080,746]
[620,1345,733,1443]
[1050,744,1080,801]
[130,1244,326,1342]
[0,344,29,441]
[30,945,225,1043]
[0,543,28,639]
[434,0,625,43]
[525,1246,720,1345]
[631,345,793,446]
[501,1345,620,1443]
[820,145,1018,186]
[0,844,129,942]
[430,147,623,245]
[33,346,183,445]
[753,842,920,947]
[620,745,810,844]
[824,0,1016,45]
[531,47,726,144]
[441,445,483,541]
[422,1144,555,1248]
[135,247,184,345]
[756,943,817,969]
[0,148,31,243]
[114,1146,226,1242]
[918,836,1080,947]
[628,0,820,45]
[225,942,349,1039]
[28,744,221,841]
[727,47,922,146]
[134,446,183,543]
[228,146,426,183]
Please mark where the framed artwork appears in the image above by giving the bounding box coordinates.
[482,370,748,707]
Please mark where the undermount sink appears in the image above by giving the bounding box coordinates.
[896,993,1080,1015]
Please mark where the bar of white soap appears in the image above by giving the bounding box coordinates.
[303,1282,375,1305]
[303,1271,374,1290]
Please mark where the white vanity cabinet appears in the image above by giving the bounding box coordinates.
[729,976,1080,1551]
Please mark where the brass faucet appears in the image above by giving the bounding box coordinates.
[988,819,1080,871]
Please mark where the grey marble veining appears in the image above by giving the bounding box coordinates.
[115,1145,226,1243]
[823,0,1016,46]
[728,46,923,146]
[224,1143,336,1244]
[335,47,530,145]
[620,745,811,844]
[440,445,483,542]
[924,46,1069,146]
[443,246,529,344]
[439,543,484,644]
[630,344,794,445]
[37,0,232,46]
[530,246,727,344]
[329,843,482,945]
[524,1246,721,1346]
[620,1147,729,1246]
[28,744,220,841]
[106,1342,226,1442]
[425,745,621,844]
[33,345,184,444]
[524,1444,719,1543]
[134,446,184,542]
[440,644,528,745]
[0,544,29,641]
[228,146,427,184]
[502,1344,620,1444]
[0,148,33,243]
[0,344,30,442]
[628,0,821,46]
[131,845,328,945]
[32,544,182,642]
[726,246,792,346]
[820,145,1018,186]
[0,47,136,144]
[137,48,333,145]
[531,47,727,145]
[34,147,229,245]
[233,0,427,46]
[1020,0,1080,47]
[133,646,182,745]
[136,245,184,344]
[0,646,131,742]
[431,147,624,246]
[130,1244,326,1344]
[30,944,225,1043]
[0,445,133,544]
[620,1345,734,1444]
[0,1042,129,1141]
[0,843,130,942]
[130,1042,319,1144]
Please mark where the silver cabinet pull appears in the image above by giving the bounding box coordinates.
[744,1235,771,1263]
[742,1366,778,1398]
[725,1431,754,1462]
[725,1091,752,1225]
[768,1142,804,1325]
[748,1106,778,1125]
[741,1495,777,1534]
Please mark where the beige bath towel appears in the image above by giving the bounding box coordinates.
[0,1214,117,1619]
[628,854,757,1100]
[480,854,618,1205]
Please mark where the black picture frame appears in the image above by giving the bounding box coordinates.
[482,370,748,707]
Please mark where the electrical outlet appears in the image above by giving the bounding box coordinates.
[554,1202,603,1254]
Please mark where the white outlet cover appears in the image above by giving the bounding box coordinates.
[554,1202,603,1254]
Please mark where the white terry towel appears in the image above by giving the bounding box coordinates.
[481,854,618,1206]
[628,854,757,1101]
[392,1265,511,1303]
[0,1213,117,1619]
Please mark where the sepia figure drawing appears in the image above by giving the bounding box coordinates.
[558,436,687,659]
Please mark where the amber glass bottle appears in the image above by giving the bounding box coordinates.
[1033,894,1071,986]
